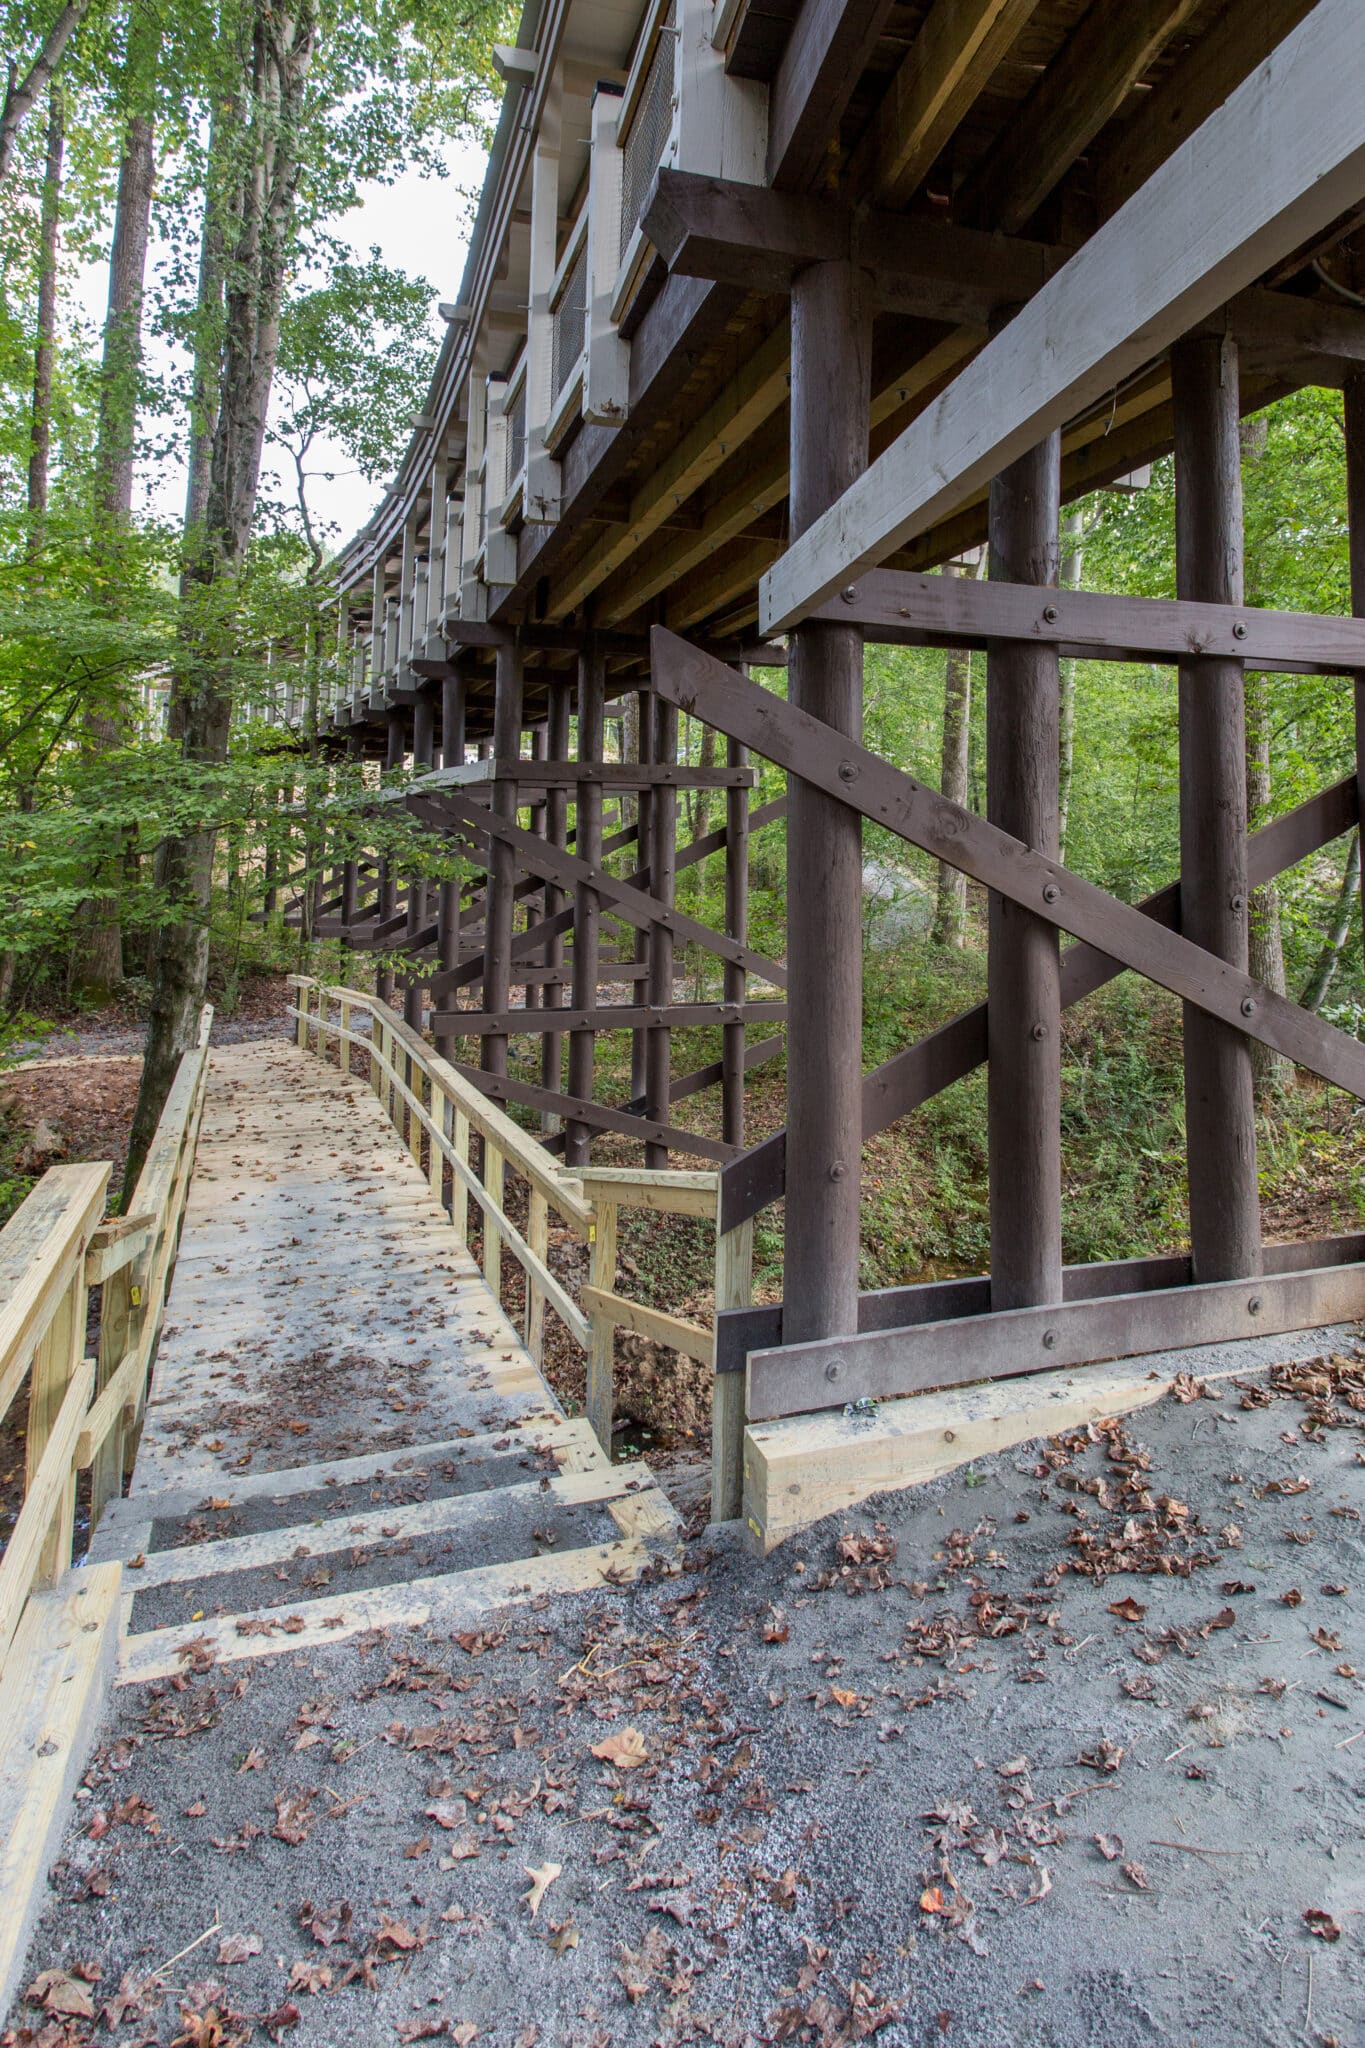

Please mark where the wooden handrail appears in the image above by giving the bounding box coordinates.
[289,976,754,1515]
[0,1004,214,1679]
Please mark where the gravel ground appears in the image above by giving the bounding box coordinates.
[6,1347,1364,2048]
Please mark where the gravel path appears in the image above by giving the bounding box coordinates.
[6,1344,1363,2048]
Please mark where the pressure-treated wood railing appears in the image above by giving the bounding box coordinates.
[0,1005,212,1671]
[289,977,754,1515]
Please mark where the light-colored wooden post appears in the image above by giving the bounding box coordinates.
[316,987,329,1065]
[295,980,309,1049]
[711,1216,754,1523]
[526,1186,548,1364]
[339,998,351,1075]
[370,1012,383,1099]
[428,1081,444,1201]
[28,1270,82,1583]
[90,1260,134,1534]
[585,1200,618,1454]
[451,1104,470,1243]
[406,1053,423,1167]
[483,1142,505,1296]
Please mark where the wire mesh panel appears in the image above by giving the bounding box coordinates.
[619,8,675,266]
[507,382,527,488]
[551,241,588,402]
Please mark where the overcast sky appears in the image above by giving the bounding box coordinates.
[75,132,488,554]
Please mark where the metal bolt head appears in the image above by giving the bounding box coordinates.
[838,760,858,783]
[1232,621,1247,639]
[1247,1295,1262,1316]
[1042,603,1059,624]
[1042,1329,1057,1349]
[825,1357,845,1383]
[1240,996,1256,1017]
[1042,882,1060,905]
[1031,1022,1047,1042]
[841,585,858,604]
[829,1160,847,1182]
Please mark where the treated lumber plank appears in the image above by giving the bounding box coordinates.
[743,1350,1273,1551]
[765,0,896,190]
[0,1164,108,1424]
[760,0,1365,629]
[0,1563,121,2014]
[581,1285,715,1366]
[118,1535,666,1684]
[127,1460,664,1588]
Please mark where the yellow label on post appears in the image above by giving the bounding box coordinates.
[129,1284,142,1307]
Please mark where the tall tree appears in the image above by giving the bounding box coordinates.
[126,0,318,1189]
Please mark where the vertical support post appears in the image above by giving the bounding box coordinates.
[526,1186,548,1363]
[339,997,351,1075]
[630,685,655,1109]
[483,1142,505,1295]
[451,1099,470,1244]
[91,1260,132,1533]
[568,642,605,1165]
[722,726,749,1147]
[524,720,548,1034]
[710,1215,754,1522]
[483,640,524,1079]
[1171,334,1262,1282]
[645,692,677,1166]
[404,691,436,1031]
[783,258,870,1345]
[1341,371,1365,962]
[28,1270,82,1582]
[436,669,467,1063]
[295,980,309,1049]
[541,679,572,1123]
[986,430,1064,1310]
[585,1199,619,1453]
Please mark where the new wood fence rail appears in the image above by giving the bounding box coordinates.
[0,1005,212,1672]
[289,977,754,1514]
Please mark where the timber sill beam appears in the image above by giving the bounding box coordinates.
[649,630,1365,1098]
[812,566,1365,673]
[641,169,1058,325]
[746,1258,1365,1421]
[759,0,1365,631]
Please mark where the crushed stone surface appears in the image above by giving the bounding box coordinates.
[6,1351,1364,2048]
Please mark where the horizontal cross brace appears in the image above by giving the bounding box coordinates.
[718,1231,1365,1375]
[451,1064,738,1163]
[746,1257,1365,1421]
[651,631,1365,1099]
[814,568,1365,675]
[428,1001,786,1034]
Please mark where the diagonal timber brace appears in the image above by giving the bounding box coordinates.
[406,787,789,989]
[650,629,1365,1098]
[721,772,1360,1229]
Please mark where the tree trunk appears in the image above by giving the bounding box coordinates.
[26,81,63,554]
[77,19,160,999]
[0,0,88,183]
[932,560,972,947]
[126,0,317,1197]
[1300,831,1361,1015]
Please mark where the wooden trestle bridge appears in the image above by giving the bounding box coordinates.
[278,0,1365,1457]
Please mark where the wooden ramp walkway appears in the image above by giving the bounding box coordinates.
[91,1038,678,1685]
